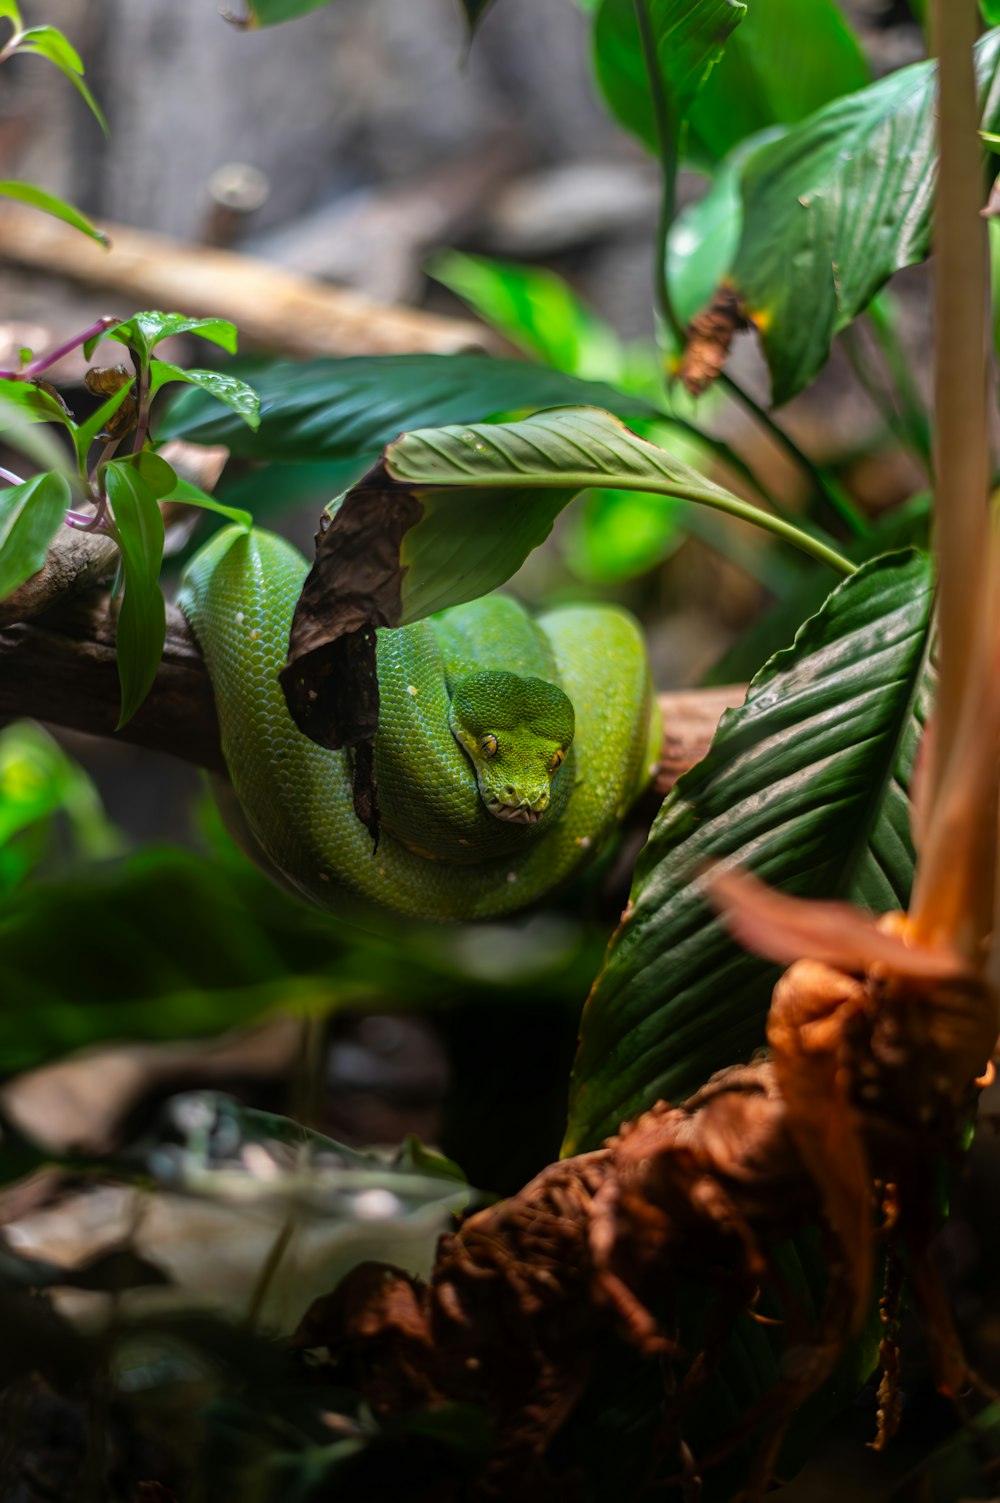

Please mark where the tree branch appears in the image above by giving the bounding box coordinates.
[0,585,742,788]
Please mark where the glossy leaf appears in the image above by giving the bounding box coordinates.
[15,26,107,135]
[592,0,747,159]
[730,29,1000,404]
[685,0,869,163]
[427,252,625,381]
[0,394,75,476]
[104,459,166,728]
[564,550,931,1153]
[157,353,662,462]
[88,313,238,365]
[0,471,70,602]
[0,375,73,427]
[0,179,107,245]
[159,473,252,530]
[666,128,782,326]
[149,360,260,429]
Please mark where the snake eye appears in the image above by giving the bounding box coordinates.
[481,734,498,758]
[549,749,565,773]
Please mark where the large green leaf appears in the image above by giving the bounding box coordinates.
[592,0,747,160]
[685,0,869,164]
[0,471,71,602]
[280,407,851,746]
[157,354,662,462]
[730,28,1000,405]
[564,549,932,1154]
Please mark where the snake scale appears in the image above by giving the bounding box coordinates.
[180,526,660,922]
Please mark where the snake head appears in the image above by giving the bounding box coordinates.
[449,670,575,825]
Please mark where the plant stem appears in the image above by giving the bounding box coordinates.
[634,0,866,558]
[0,465,23,486]
[717,372,872,539]
[910,0,994,956]
[0,316,120,381]
[865,293,934,472]
[927,0,991,794]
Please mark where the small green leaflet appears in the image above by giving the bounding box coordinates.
[0,375,73,427]
[148,361,260,429]
[0,471,71,602]
[159,474,252,531]
[0,180,107,245]
[86,313,238,364]
[104,459,166,728]
[14,26,107,135]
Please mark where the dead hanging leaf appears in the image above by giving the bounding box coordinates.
[85,363,138,438]
[679,284,750,396]
[279,473,422,751]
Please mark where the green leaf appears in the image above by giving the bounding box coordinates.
[983,1,1000,23]
[427,251,625,380]
[0,375,73,427]
[238,0,333,23]
[156,353,663,462]
[666,128,782,326]
[0,471,70,602]
[72,376,136,468]
[149,360,260,429]
[0,722,122,895]
[89,313,238,365]
[563,550,931,1154]
[16,27,108,135]
[376,408,851,622]
[158,473,252,530]
[103,459,166,728]
[0,180,107,245]
[592,0,747,159]
[0,2,23,27]
[563,486,686,583]
[0,394,75,476]
[730,29,1000,404]
[685,0,869,164]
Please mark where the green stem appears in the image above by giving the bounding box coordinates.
[718,372,871,539]
[865,293,934,472]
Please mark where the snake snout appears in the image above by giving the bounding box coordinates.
[485,787,550,825]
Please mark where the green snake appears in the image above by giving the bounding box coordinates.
[179,526,660,922]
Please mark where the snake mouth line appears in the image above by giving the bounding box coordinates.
[486,799,545,825]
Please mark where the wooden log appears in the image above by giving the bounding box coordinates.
[0,202,494,359]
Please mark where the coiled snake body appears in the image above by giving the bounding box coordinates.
[180,526,659,922]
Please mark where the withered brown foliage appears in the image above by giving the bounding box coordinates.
[677,285,750,396]
[300,892,996,1501]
